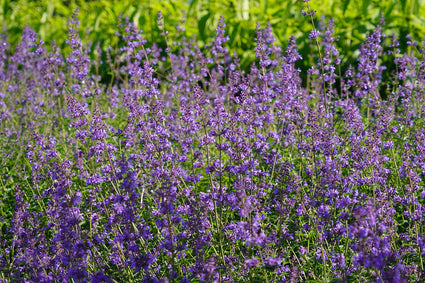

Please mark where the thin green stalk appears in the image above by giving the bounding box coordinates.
[305,1,328,112]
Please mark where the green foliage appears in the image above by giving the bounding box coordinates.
[0,0,424,72]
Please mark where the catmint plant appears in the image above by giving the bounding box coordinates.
[1,6,425,283]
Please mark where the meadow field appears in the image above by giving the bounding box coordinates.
[1,0,425,282]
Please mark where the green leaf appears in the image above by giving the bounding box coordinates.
[400,0,407,12]
[361,0,371,17]
[384,2,396,23]
[228,21,240,47]
[198,12,210,41]
[2,0,10,16]
[342,0,350,15]
[188,0,198,18]
[260,0,268,16]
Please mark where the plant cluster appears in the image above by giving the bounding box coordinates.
[1,6,425,282]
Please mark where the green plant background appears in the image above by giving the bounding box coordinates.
[1,0,424,71]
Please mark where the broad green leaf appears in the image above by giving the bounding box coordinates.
[228,21,240,47]
[361,0,371,18]
[198,12,210,41]
[188,0,198,18]
[260,0,267,16]
[342,0,351,15]
[2,0,10,17]
[400,0,407,12]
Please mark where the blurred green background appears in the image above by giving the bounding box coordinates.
[1,0,424,71]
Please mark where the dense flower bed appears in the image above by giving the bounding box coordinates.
[1,8,425,282]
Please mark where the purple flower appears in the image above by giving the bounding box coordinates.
[309,29,320,39]
[246,257,259,268]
